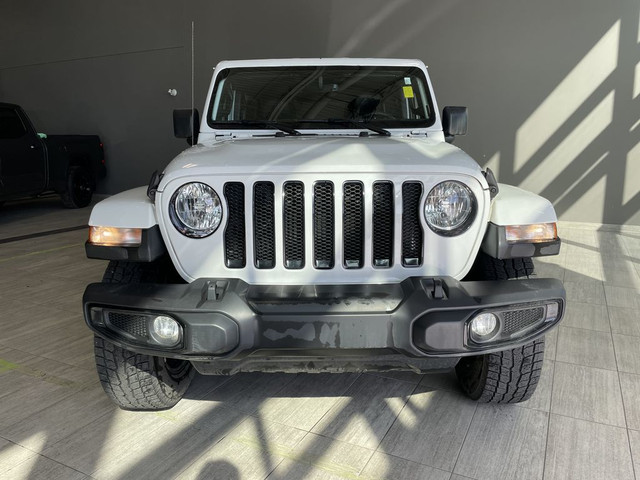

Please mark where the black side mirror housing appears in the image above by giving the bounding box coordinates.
[442,106,468,143]
[173,109,200,145]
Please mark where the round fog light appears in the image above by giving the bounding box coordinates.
[470,313,498,337]
[151,315,181,346]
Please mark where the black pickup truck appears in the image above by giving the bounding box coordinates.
[0,103,105,208]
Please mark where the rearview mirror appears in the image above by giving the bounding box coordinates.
[173,109,200,145]
[442,106,468,143]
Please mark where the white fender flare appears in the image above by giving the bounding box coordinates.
[88,187,157,228]
[490,184,557,225]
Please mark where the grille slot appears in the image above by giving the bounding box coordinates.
[283,182,305,269]
[223,182,246,268]
[313,181,334,269]
[107,312,148,338]
[343,182,365,268]
[502,307,545,335]
[372,181,394,267]
[253,182,276,269]
[401,182,424,266]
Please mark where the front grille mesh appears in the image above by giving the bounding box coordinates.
[253,182,275,269]
[401,182,424,266]
[372,182,394,267]
[107,312,148,337]
[283,182,305,269]
[224,182,246,268]
[313,182,334,269]
[343,182,364,268]
[221,179,440,270]
[503,307,545,335]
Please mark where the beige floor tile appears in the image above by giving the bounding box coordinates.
[268,433,374,479]
[359,452,450,480]
[533,259,565,281]
[199,372,296,414]
[3,384,116,450]
[256,373,359,431]
[0,439,37,475]
[379,387,476,472]
[544,415,635,480]
[609,306,640,337]
[613,334,640,374]
[561,302,610,332]
[175,417,307,480]
[629,429,640,476]
[620,373,640,431]
[550,362,625,427]
[555,327,617,370]
[563,280,606,305]
[545,328,558,361]
[602,259,640,288]
[0,452,89,480]
[311,374,415,450]
[564,253,604,282]
[364,370,425,385]
[418,369,460,393]
[604,285,640,309]
[453,405,548,480]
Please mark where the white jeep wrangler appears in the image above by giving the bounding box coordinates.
[83,58,564,410]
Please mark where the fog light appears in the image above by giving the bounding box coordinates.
[470,313,498,337]
[545,302,560,322]
[151,315,181,346]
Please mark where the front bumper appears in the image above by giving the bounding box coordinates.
[83,276,565,368]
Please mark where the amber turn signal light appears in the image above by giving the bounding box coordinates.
[89,226,142,246]
[505,223,557,244]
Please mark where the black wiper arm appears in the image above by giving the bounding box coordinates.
[320,119,391,136]
[239,120,301,136]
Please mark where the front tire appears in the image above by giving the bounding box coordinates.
[456,253,543,404]
[94,260,194,410]
[455,338,545,403]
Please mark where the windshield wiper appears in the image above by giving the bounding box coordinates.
[238,120,301,136]
[298,119,391,136]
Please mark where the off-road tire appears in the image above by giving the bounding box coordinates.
[456,251,543,403]
[61,166,93,208]
[455,338,545,403]
[95,260,194,410]
[466,251,534,281]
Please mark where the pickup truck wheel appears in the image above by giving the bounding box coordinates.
[61,166,93,208]
[455,338,545,403]
[95,260,194,410]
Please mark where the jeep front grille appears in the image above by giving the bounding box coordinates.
[224,180,424,270]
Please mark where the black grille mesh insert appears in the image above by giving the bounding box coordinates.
[253,182,276,269]
[224,182,246,268]
[503,307,545,335]
[372,182,394,267]
[283,182,305,269]
[402,182,423,266]
[313,182,334,269]
[343,182,364,268]
[107,312,148,338]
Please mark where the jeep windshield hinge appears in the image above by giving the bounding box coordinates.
[483,168,499,200]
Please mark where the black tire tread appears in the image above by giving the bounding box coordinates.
[467,251,534,281]
[94,336,192,410]
[457,338,545,404]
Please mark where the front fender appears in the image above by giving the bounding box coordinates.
[88,186,157,228]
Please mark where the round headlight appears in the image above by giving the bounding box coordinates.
[424,181,476,235]
[169,182,222,237]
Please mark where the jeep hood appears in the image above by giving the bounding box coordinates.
[159,136,485,190]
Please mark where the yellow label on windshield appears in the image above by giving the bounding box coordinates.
[403,86,415,98]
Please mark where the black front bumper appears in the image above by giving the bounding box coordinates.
[83,276,565,370]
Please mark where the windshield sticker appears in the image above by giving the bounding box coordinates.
[403,86,415,98]
[404,77,412,85]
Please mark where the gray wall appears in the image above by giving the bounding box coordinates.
[1,0,638,225]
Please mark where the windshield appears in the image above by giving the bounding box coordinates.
[208,66,435,130]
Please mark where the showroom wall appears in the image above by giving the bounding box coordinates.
[1,0,638,225]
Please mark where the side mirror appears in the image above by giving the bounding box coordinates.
[173,109,200,146]
[442,106,468,143]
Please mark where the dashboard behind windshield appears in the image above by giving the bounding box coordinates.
[208,66,435,130]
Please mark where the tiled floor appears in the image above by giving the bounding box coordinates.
[0,199,639,479]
